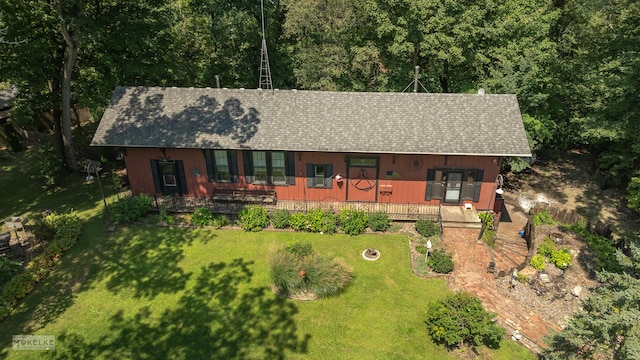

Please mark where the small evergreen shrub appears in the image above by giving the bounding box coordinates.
[426,292,505,350]
[111,194,152,223]
[211,215,230,229]
[238,206,269,232]
[415,219,439,238]
[551,249,572,270]
[530,254,546,270]
[339,208,368,235]
[533,209,555,225]
[368,211,391,232]
[269,210,291,229]
[427,249,454,274]
[191,207,214,227]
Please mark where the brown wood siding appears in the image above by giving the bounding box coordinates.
[124,148,501,208]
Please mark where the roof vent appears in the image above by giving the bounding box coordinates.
[478,88,485,95]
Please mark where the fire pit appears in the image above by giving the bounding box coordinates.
[362,248,380,261]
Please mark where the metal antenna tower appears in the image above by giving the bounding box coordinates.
[258,0,273,90]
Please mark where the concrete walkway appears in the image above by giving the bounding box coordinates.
[443,224,560,353]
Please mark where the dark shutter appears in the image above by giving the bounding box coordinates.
[286,152,295,185]
[432,170,444,200]
[325,164,333,189]
[150,160,161,193]
[425,169,435,200]
[306,164,314,187]
[176,160,188,194]
[473,170,484,202]
[204,150,216,182]
[229,150,239,183]
[243,151,254,184]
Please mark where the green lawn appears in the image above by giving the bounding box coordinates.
[0,151,535,359]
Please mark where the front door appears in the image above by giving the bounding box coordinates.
[444,171,463,203]
[346,157,378,202]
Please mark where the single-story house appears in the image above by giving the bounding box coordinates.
[91,86,531,218]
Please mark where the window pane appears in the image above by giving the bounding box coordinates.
[314,165,325,187]
[214,150,230,181]
[271,152,286,184]
[253,152,268,182]
[163,175,177,186]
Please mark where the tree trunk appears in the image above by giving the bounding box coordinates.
[56,0,79,172]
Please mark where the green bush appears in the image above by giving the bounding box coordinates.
[0,257,22,283]
[368,211,390,232]
[415,219,439,238]
[269,210,291,229]
[2,272,36,300]
[427,249,454,274]
[191,207,214,227]
[270,244,353,299]
[238,206,269,232]
[157,208,176,225]
[478,212,494,229]
[211,215,230,229]
[415,245,428,255]
[481,228,496,248]
[111,194,153,223]
[530,254,546,270]
[339,208,368,236]
[551,249,572,270]
[289,213,307,231]
[426,292,505,349]
[533,209,555,225]
[289,209,337,233]
[538,237,556,258]
[566,223,620,272]
[30,143,63,190]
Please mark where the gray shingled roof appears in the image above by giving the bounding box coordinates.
[91,86,531,157]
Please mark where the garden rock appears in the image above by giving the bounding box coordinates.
[571,285,583,297]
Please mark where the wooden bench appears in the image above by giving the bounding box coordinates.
[212,188,277,204]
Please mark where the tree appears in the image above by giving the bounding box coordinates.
[544,243,640,359]
[425,292,504,350]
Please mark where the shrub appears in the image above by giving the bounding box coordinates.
[478,212,494,229]
[211,215,230,229]
[427,249,454,274]
[415,245,428,255]
[31,143,63,190]
[269,210,291,229]
[426,292,505,349]
[415,219,439,238]
[0,257,22,283]
[538,237,556,258]
[551,249,572,270]
[191,207,214,227]
[157,208,175,225]
[368,211,391,232]
[339,208,368,236]
[238,206,269,232]
[530,254,546,270]
[111,194,153,223]
[534,209,555,225]
[566,223,621,272]
[289,213,307,231]
[305,208,337,234]
[481,228,496,248]
[270,243,353,299]
[2,272,36,300]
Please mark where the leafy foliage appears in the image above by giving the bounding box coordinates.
[157,208,175,225]
[270,243,354,299]
[0,257,22,284]
[288,209,337,234]
[111,194,152,224]
[551,249,572,270]
[269,210,291,229]
[533,210,555,226]
[538,237,556,258]
[238,206,270,232]
[566,223,621,273]
[478,212,494,230]
[339,208,368,236]
[415,219,439,238]
[30,143,63,190]
[427,249,454,274]
[626,177,640,212]
[529,254,546,271]
[211,215,230,229]
[368,211,390,232]
[191,207,214,227]
[426,292,504,350]
[544,243,640,359]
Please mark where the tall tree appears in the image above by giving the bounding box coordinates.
[544,243,640,359]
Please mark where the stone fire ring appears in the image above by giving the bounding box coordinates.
[362,249,381,261]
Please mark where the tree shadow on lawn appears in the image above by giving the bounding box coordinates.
[98,226,197,299]
[51,259,311,359]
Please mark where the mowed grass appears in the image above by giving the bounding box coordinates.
[0,151,535,359]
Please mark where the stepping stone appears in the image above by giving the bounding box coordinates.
[539,273,551,283]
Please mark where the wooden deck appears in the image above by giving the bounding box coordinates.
[440,206,482,228]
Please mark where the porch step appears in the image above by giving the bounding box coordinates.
[442,221,483,229]
[441,206,482,229]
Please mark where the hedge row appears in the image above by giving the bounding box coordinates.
[0,212,83,321]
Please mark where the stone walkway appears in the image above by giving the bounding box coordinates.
[443,210,561,354]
